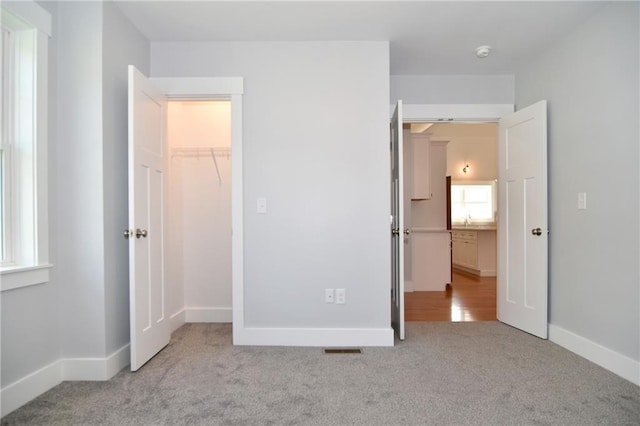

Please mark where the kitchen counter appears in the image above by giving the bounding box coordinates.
[451,226,496,231]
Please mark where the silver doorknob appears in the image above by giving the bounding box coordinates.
[392,228,400,236]
[136,228,148,239]
[404,229,410,235]
[123,229,132,239]
[531,227,542,236]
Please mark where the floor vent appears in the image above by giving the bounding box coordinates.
[324,348,362,354]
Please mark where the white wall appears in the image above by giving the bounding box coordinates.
[56,0,106,359]
[1,0,150,415]
[391,74,514,105]
[0,1,60,391]
[515,2,639,365]
[435,123,498,182]
[102,0,150,356]
[152,42,391,332]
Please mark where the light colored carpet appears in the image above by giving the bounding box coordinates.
[2,322,639,425]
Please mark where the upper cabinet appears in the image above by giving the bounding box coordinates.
[411,134,431,200]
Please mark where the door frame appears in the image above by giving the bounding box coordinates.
[151,77,244,339]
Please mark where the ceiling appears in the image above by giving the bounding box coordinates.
[114,0,608,75]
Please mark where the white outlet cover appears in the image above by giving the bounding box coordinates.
[257,197,267,214]
[335,289,346,305]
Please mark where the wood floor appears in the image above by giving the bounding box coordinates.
[405,271,496,322]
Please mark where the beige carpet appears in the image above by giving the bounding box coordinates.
[2,322,639,425]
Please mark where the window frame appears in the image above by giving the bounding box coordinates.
[0,1,52,291]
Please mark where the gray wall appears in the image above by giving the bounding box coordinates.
[2,0,149,391]
[391,74,514,105]
[515,2,639,361]
[101,0,150,356]
[152,41,391,329]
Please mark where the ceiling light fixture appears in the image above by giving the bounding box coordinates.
[475,45,491,59]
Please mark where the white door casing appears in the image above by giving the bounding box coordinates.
[497,100,548,339]
[128,65,171,370]
[391,100,405,341]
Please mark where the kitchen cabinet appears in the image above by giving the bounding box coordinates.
[411,230,452,291]
[451,229,496,276]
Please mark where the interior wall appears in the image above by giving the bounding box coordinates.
[56,0,106,358]
[101,0,150,356]
[152,41,391,330]
[515,2,639,362]
[0,1,60,390]
[435,123,498,182]
[391,75,514,105]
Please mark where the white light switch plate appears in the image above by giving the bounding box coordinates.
[257,197,267,214]
[577,192,587,210]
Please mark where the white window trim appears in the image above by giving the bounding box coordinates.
[451,180,497,226]
[0,1,51,291]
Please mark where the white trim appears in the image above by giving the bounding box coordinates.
[1,1,52,37]
[549,324,640,386]
[169,309,186,333]
[231,94,244,344]
[146,76,245,344]
[0,360,62,417]
[0,263,52,291]
[233,327,394,347]
[185,307,232,323]
[0,345,130,417]
[395,103,514,122]
[404,280,414,293]
[62,344,130,381]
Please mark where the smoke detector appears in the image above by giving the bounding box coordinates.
[475,45,491,59]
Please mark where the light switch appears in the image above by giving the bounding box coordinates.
[577,192,587,210]
[257,197,267,214]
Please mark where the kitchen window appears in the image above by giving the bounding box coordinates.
[451,181,497,226]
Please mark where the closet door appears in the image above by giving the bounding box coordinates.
[127,65,170,371]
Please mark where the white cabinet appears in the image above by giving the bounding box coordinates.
[411,134,431,200]
[451,229,496,276]
[411,230,451,291]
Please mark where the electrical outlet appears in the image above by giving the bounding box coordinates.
[335,289,346,305]
[325,289,334,303]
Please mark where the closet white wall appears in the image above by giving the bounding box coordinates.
[167,101,232,323]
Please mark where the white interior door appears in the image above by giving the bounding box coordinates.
[497,100,548,338]
[391,100,405,340]
[128,65,170,370]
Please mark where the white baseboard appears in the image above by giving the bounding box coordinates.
[63,344,130,381]
[233,326,394,347]
[169,309,186,332]
[549,324,640,386]
[1,360,63,418]
[404,280,414,292]
[185,307,232,323]
[1,344,130,417]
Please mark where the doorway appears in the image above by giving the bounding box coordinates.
[404,122,498,322]
[167,101,233,323]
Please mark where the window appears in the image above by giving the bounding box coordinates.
[451,181,497,226]
[0,2,51,291]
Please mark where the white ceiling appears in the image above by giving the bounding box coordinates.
[114,0,608,75]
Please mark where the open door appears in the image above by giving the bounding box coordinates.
[127,65,170,370]
[497,100,548,338]
[391,100,405,340]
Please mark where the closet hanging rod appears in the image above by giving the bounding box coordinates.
[171,146,231,158]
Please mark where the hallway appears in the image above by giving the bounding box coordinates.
[405,272,496,322]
